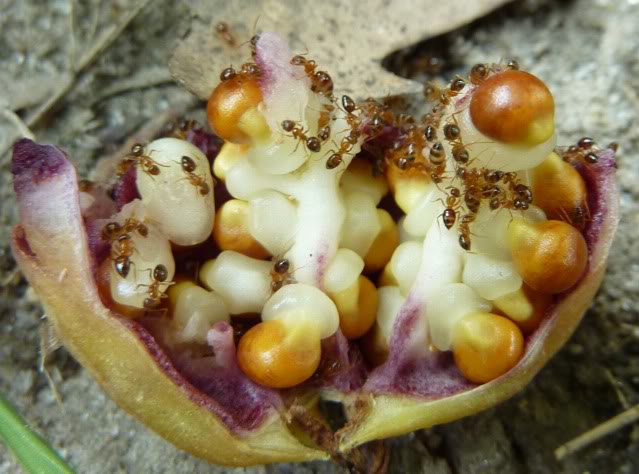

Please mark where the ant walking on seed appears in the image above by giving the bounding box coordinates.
[102,219,148,279]
[174,155,210,196]
[137,264,174,309]
[117,143,168,178]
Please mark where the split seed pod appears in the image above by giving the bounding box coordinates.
[10,34,618,466]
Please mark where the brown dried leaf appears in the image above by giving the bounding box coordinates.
[170,0,511,101]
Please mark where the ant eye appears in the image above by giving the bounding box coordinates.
[154,264,168,282]
[274,259,289,274]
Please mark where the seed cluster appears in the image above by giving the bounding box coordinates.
[350,62,535,250]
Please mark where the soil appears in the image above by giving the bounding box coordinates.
[1,0,638,472]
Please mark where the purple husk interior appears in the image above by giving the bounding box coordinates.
[112,167,140,210]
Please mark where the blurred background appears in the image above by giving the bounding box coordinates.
[1,0,638,472]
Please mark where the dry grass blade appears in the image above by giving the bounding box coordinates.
[555,404,639,461]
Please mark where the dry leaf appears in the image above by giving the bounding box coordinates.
[170,0,511,101]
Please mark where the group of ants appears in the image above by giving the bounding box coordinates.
[96,25,605,312]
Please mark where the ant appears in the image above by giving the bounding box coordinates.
[325,127,361,169]
[111,235,136,279]
[178,155,210,196]
[139,264,173,309]
[241,62,260,76]
[170,119,200,140]
[270,258,297,292]
[102,219,148,241]
[102,219,148,279]
[469,63,489,85]
[311,70,334,97]
[117,143,166,177]
[290,55,317,75]
[458,213,476,251]
[215,22,236,47]
[441,187,462,229]
[281,120,322,153]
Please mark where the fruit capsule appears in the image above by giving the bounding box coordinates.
[469,69,555,146]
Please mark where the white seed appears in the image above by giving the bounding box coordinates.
[398,216,421,243]
[136,138,215,246]
[376,286,405,345]
[322,248,365,294]
[199,251,272,314]
[340,191,382,257]
[173,286,229,343]
[262,283,339,339]
[340,161,388,205]
[463,253,523,301]
[389,241,423,296]
[403,184,445,237]
[469,206,513,260]
[108,202,175,309]
[428,283,492,351]
[248,190,298,256]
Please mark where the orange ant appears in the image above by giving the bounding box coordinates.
[178,155,210,196]
[441,187,462,229]
[138,264,174,309]
[562,137,600,165]
[102,219,148,279]
[78,179,94,192]
[469,63,490,85]
[215,22,236,47]
[170,119,200,140]
[111,235,136,279]
[102,219,148,241]
[325,126,361,169]
[291,55,317,76]
[270,258,297,292]
[117,143,166,177]
[281,120,322,153]
[458,213,476,250]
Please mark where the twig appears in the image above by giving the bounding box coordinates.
[91,66,173,104]
[25,0,152,128]
[68,0,77,70]
[555,404,639,461]
[2,109,35,140]
[605,368,630,409]
[0,108,36,160]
